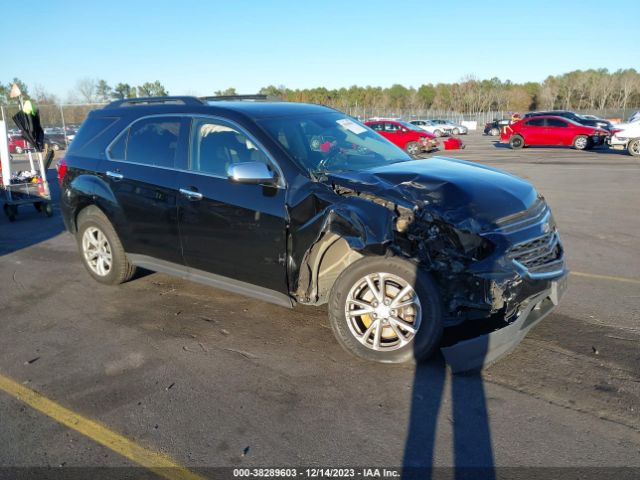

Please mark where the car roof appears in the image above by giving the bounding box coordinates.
[97,96,337,121]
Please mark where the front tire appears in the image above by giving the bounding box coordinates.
[627,138,640,156]
[573,135,590,150]
[76,207,136,285]
[434,129,443,137]
[15,146,23,154]
[490,127,500,136]
[509,135,524,149]
[328,257,443,364]
[452,128,460,135]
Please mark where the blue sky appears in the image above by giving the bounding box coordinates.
[2,0,638,100]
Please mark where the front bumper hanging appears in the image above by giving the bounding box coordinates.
[441,273,568,373]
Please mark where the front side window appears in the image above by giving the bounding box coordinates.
[546,118,567,128]
[384,122,401,132]
[125,117,182,168]
[189,118,270,177]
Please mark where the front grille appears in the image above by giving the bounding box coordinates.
[493,198,549,234]
[509,231,564,275]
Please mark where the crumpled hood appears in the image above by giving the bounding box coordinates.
[325,157,538,231]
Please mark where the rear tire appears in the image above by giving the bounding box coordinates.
[76,206,136,285]
[328,256,443,364]
[490,127,500,136]
[15,146,23,154]
[509,135,524,149]
[434,129,443,137]
[627,138,640,156]
[452,128,460,135]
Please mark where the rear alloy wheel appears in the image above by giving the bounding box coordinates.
[452,128,460,135]
[434,129,443,137]
[573,135,590,150]
[405,141,420,156]
[328,257,443,364]
[15,146,23,154]
[490,127,500,136]
[52,143,60,151]
[510,135,524,149]
[627,138,640,156]
[76,207,136,285]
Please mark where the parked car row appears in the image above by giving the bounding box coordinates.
[364,119,463,155]
[494,110,639,156]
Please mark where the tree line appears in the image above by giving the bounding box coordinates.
[2,68,639,115]
[256,69,640,114]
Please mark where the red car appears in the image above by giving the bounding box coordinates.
[501,116,608,150]
[365,119,438,155]
[8,135,30,154]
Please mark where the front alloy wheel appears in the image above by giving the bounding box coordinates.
[345,273,421,352]
[82,226,113,277]
[328,257,443,363]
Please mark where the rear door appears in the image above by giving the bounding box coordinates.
[101,116,188,264]
[520,118,546,144]
[176,117,288,294]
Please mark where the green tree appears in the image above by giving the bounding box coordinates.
[112,83,135,100]
[96,80,112,103]
[137,81,168,97]
[214,87,237,96]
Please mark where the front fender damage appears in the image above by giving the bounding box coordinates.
[287,172,564,372]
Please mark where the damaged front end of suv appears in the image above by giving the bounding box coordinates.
[288,157,567,372]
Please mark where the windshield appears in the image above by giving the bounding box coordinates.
[258,112,412,175]
[398,121,425,133]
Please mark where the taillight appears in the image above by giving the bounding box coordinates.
[611,128,623,135]
[56,158,68,185]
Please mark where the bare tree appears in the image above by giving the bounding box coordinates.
[75,78,97,103]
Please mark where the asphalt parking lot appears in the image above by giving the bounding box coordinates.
[1,132,639,478]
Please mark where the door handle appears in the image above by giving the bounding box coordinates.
[106,170,123,181]
[179,188,203,201]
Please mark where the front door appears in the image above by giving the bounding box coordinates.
[177,117,288,294]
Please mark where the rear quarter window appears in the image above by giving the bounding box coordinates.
[67,116,119,156]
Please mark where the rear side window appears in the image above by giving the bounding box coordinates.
[524,118,545,127]
[124,117,182,168]
[108,132,127,160]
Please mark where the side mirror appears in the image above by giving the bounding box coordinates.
[227,162,277,185]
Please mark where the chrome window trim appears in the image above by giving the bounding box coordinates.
[104,113,286,189]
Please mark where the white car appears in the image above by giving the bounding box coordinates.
[428,119,468,135]
[409,119,449,137]
[608,119,640,156]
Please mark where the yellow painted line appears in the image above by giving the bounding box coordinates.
[571,271,640,285]
[0,374,206,480]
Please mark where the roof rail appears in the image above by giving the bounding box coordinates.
[104,96,204,109]
[201,94,269,102]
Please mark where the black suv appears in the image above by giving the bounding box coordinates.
[524,110,613,132]
[59,97,567,371]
